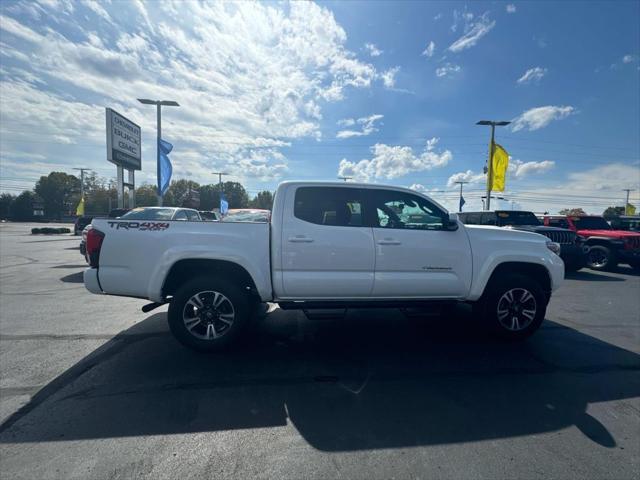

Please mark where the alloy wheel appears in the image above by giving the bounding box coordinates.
[496,288,537,332]
[182,290,235,340]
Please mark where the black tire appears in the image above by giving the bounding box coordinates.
[587,245,617,271]
[168,276,252,352]
[629,261,640,272]
[477,273,547,341]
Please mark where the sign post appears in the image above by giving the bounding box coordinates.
[106,108,141,209]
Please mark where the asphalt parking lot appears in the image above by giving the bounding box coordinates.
[0,222,639,480]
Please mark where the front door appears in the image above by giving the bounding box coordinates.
[367,188,472,298]
[279,186,375,299]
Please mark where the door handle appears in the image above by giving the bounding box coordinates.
[377,239,401,245]
[288,235,314,243]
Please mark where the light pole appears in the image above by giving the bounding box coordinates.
[212,172,227,210]
[476,120,511,211]
[454,180,468,212]
[73,168,92,199]
[138,99,180,206]
[623,189,634,215]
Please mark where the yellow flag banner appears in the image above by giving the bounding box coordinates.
[490,142,509,192]
[626,203,636,215]
[76,196,85,216]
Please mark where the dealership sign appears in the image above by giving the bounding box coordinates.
[106,108,141,170]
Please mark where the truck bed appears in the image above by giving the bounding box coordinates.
[92,219,271,302]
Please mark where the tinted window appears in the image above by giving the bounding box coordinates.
[548,218,569,229]
[369,190,445,230]
[294,187,364,227]
[495,211,541,227]
[571,216,611,230]
[481,213,496,225]
[459,212,481,225]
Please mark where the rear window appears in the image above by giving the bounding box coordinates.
[294,187,363,227]
[495,211,541,227]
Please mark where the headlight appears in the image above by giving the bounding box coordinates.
[546,240,561,255]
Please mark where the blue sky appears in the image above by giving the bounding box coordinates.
[0,0,639,213]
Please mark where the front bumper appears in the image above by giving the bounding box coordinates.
[83,268,103,294]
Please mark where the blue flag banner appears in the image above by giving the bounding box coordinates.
[220,192,229,215]
[459,195,466,211]
[158,139,173,196]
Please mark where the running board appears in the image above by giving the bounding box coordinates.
[279,300,457,310]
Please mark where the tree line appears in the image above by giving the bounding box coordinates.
[0,171,274,220]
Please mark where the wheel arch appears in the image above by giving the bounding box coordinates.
[162,259,260,300]
[481,262,552,301]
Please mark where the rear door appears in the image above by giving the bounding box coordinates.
[279,186,375,298]
[367,188,472,298]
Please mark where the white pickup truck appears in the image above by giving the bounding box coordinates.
[84,181,564,350]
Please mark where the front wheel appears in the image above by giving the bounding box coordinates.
[168,276,251,352]
[478,273,547,340]
[587,245,617,271]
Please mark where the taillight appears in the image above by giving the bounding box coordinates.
[86,228,104,268]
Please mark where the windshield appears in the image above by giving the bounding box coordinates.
[496,211,541,227]
[119,208,176,220]
[571,216,611,230]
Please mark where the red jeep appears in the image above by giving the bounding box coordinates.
[541,215,640,271]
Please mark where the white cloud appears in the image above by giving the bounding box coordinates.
[0,2,398,185]
[517,67,547,84]
[446,160,555,188]
[380,67,400,88]
[433,13,443,21]
[447,170,486,188]
[622,54,637,64]
[509,159,555,178]
[422,41,435,57]
[448,13,495,52]
[337,114,383,139]
[364,43,382,57]
[337,137,452,182]
[435,63,461,78]
[511,105,575,132]
[506,4,517,13]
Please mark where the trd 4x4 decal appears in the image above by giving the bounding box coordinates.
[107,221,170,231]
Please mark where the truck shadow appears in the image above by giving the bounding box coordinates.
[1,306,638,451]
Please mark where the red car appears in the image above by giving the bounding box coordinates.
[541,215,640,271]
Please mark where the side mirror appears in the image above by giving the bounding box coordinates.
[445,213,459,231]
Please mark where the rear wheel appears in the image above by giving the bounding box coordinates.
[629,260,640,272]
[587,245,617,271]
[478,273,547,340]
[168,276,252,352]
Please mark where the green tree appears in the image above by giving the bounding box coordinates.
[10,191,37,220]
[602,206,625,218]
[250,190,274,209]
[34,172,80,219]
[558,208,586,216]
[197,182,249,210]
[167,179,200,207]
[135,184,160,207]
[0,193,15,219]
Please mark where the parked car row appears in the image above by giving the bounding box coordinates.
[458,210,640,272]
